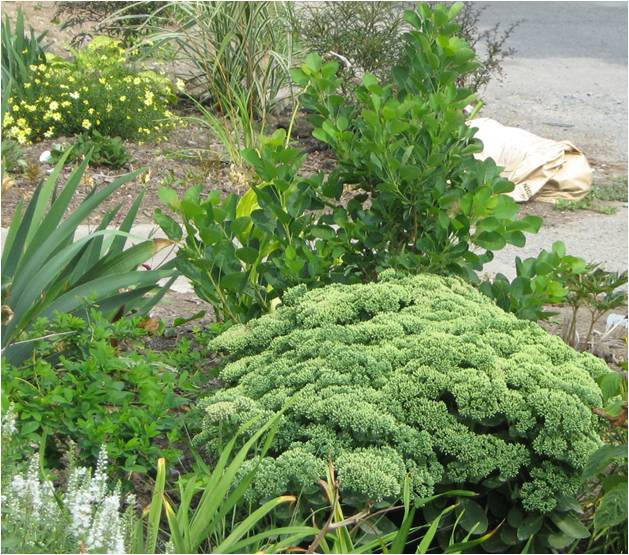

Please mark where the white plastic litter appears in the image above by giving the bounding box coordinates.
[606,313,628,332]
[39,150,52,163]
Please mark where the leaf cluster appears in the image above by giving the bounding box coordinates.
[156,128,342,323]
[2,310,197,474]
[50,130,132,169]
[480,240,588,321]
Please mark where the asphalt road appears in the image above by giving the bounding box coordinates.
[477,1,628,165]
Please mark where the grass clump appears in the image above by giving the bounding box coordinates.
[554,179,628,215]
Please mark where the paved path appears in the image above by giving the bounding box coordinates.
[478,1,628,165]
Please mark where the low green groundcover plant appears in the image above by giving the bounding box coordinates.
[197,272,610,548]
[2,36,175,144]
[3,311,198,473]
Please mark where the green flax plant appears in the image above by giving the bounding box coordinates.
[1,150,176,363]
[1,8,47,117]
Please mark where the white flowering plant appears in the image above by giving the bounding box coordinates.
[1,409,138,554]
[2,36,176,144]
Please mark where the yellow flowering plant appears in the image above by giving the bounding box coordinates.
[3,36,176,144]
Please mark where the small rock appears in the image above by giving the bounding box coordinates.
[39,150,52,163]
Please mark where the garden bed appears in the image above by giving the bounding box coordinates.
[1,2,626,555]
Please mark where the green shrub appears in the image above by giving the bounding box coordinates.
[3,310,196,474]
[480,241,588,322]
[156,128,340,323]
[2,36,175,144]
[292,4,541,283]
[50,130,132,169]
[197,273,609,546]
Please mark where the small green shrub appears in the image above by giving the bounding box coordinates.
[561,266,628,350]
[1,137,27,173]
[3,310,195,473]
[293,4,541,283]
[2,36,175,144]
[197,273,609,548]
[156,129,339,323]
[50,130,132,169]
[480,241,588,321]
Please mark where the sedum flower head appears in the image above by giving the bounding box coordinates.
[198,273,610,511]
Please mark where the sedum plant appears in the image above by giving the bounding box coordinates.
[197,272,610,550]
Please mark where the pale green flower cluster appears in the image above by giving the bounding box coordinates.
[197,272,609,511]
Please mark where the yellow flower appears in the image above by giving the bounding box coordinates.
[49,101,59,110]
[88,108,95,115]
[98,78,106,85]
[120,95,127,102]
[106,104,113,112]
[175,78,185,92]
[52,112,62,121]
[82,119,92,130]
[38,64,46,71]
[44,128,54,138]
[16,118,27,127]
[24,82,31,89]
[70,91,80,99]
[133,77,141,85]
[3,113,14,126]
[61,101,71,108]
